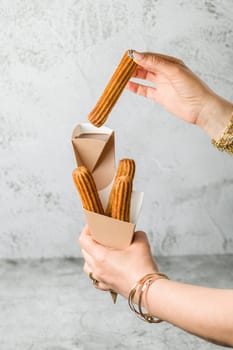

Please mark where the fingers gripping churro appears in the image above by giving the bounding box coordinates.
[88,50,137,127]
[110,176,133,222]
[105,158,135,216]
[72,166,104,214]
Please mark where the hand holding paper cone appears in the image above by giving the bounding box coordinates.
[72,160,135,305]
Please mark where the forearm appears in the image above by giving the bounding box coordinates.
[196,93,233,140]
[143,279,233,347]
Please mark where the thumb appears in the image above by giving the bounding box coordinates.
[132,50,183,75]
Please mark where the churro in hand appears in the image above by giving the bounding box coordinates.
[88,50,137,127]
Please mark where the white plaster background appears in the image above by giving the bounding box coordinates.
[0,0,233,258]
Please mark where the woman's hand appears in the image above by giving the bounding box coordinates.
[78,226,233,347]
[79,226,158,299]
[127,51,232,139]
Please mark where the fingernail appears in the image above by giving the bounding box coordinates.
[128,50,144,61]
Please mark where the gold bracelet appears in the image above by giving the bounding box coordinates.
[128,272,169,323]
[212,112,233,155]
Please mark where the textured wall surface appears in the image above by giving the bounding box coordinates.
[0,0,233,258]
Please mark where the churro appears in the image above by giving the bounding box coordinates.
[105,158,135,216]
[72,166,104,214]
[110,176,133,222]
[106,159,135,304]
[115,158,135,180]
[88,50,137,127]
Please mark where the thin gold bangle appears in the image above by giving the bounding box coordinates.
[128,272,169,323]
[212,112,233,155]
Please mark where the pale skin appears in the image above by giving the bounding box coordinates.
[79,51,233,347]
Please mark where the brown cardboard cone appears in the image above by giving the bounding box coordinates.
[84,209,136,305]
[74,137,107,172]
[110,291,118,304]
[72,123,115,190]
[84,209,135,249]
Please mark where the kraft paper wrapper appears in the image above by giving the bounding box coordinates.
[72,123,143,249]
[83,190,143,249]
[72,123,115,191]
[84,210,135,249]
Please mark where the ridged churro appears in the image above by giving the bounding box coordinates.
[106,159,135,304]
[115,158,135,180]
[72,166,104,214]
[105,158,135,216]
[88,50,137,127]
[110,176,133,222]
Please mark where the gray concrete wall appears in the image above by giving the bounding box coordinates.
[0,0,233,259]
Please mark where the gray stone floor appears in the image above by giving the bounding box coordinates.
[0,255,233,350]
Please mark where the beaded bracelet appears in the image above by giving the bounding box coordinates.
[212,112,233,155]
[128,272,169,323]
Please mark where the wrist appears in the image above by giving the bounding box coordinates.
[196,93,233,140]
[142,278,170,320]
[128,272,169,323]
